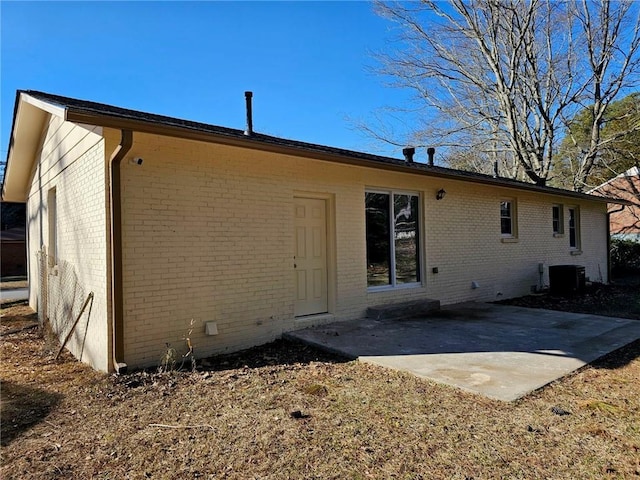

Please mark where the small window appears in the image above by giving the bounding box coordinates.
[366,190,421,288]
[552,204,564,235]
[568,207,580,250]
[47,187,57,266]
[500,200,516,237]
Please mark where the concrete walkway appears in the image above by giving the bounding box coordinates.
[286,303,640,401]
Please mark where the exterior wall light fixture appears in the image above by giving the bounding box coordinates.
[436,189,447,200]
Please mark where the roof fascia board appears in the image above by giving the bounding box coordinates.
[2,95,51,202]
[21,92,67,120]
[65,110,626,206]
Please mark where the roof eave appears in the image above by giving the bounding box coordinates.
[65,109,623,206]
[2,92,65,202]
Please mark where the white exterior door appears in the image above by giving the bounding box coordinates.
[294,197,328,316]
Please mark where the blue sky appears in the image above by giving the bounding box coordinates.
[1,1,422,170]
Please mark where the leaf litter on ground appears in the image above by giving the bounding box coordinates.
[1,289,640,479]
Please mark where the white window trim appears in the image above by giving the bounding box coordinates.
[366,188,423,291]
[552,204,564,236]
[500,198,518,239]
[568,206,581,252]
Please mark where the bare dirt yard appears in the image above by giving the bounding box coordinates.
[2,288,639,479]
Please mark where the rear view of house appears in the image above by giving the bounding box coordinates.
[1,90,623,372]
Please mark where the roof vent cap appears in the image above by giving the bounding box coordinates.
[403,147,415,163]
[427,147,435,166]
[244,91,253,136]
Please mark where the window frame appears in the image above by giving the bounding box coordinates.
[500,199,518,239]
[568,206,581,251]
[365,189,422,291]
[552,204,564,236]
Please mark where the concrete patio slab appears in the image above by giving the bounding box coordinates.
[285,303,640,401]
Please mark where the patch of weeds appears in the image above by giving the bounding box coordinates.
[303,384,329,396]
[158,345,179,372]
[158,319,196,373]
[580,399,624,416]
[40,320,60,356]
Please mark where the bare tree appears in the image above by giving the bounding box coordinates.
[563,2,640,190]
[373,0,640,190]
[555,92,640,189]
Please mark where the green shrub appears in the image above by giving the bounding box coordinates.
[611,238,640,273]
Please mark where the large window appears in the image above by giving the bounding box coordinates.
[366,191,420,288]
[568,207,580,250]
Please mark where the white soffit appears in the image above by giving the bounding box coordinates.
[2,94,65,202]
[21,93,67,119]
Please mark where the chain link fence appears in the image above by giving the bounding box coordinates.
[36,248,48,327]
[36,249,93,359]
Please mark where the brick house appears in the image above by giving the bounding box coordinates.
[590,167,640,242]
[1,90,625,372]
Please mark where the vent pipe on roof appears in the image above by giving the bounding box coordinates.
[244,91,253,136]
[427,147,435,166]
[493,160,499,178]
[403,147,415,163]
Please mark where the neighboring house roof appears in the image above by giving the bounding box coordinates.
[626,166,640,177]
[589,167,640,193]
[0,227,26,243]
[2,89,631,205]
[589,167,640,203]
[590,166,640,235]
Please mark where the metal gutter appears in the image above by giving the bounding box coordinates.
[108,129,132,374]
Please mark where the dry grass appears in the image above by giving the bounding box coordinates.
[1,302,639,479]
[1,302,38,335]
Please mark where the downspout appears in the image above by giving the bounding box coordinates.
[109,130,132,373]
[607,204,626,283]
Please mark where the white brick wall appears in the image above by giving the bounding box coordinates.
[27,115,109,371]
[422,180,608,303]
[119,132,609,368]
[18,111,609,372]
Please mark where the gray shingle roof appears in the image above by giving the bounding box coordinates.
[18,90,625,204]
